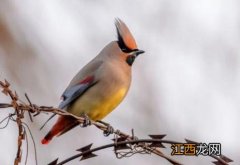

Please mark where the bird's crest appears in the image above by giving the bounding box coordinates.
[115,18,137,52]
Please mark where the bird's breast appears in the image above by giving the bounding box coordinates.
[68,86,129,121]
[88,87,128,120]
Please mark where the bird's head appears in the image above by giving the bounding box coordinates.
[115,18,144,66]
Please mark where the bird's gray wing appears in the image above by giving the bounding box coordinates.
[40,60,104,130]
[58,79,95,109]
[40,75,97,130]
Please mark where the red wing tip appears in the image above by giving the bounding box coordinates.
[41,138,50,145]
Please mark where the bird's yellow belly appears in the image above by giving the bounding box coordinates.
[69,88,128,121]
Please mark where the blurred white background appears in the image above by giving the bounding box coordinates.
[0,0,239,164]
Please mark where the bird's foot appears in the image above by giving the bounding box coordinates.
[80,114,91,127]
[97,120,114,136]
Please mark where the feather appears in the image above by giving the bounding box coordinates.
[40,76,96,130]
[115,18,137,51]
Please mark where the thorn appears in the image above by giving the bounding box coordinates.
[220,155,233,163]
[167,158,183,165]
[4,79,10,86]
[39,106,53,108]
[131,128,135,138]
[149,134,166,139]
[80,153,97,161]
[48,158,58,165]
[76,143,93,152]
[185,139,199,144]
[76,143,97,161]
[212,161,225,165]
[28,111,33,122]
[2,89,8,96]
[0,103,11,108]
[14,91,18,99]
[149,142,166,148]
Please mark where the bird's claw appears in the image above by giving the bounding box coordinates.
[104,125,114,136]
[97,120,114,136]
[80,114,91,127]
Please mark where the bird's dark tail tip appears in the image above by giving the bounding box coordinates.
[41,132,53,145]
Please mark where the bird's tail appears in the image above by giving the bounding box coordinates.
[41,116,78,144]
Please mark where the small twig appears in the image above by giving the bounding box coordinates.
[0,80,25,165]
[25,93,33,122]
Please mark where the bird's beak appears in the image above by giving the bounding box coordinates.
[135,49,145,56]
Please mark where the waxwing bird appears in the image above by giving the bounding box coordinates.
[41,18,144,144]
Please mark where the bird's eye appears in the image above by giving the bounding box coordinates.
[126,55,135,66]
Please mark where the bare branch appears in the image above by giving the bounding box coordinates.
[0,79,233,165]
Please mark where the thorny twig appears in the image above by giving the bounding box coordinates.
[0,79,233,165]
[0,80,25,165]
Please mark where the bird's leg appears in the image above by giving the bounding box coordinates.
[80,113,91,127]
[96,120,114,136]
